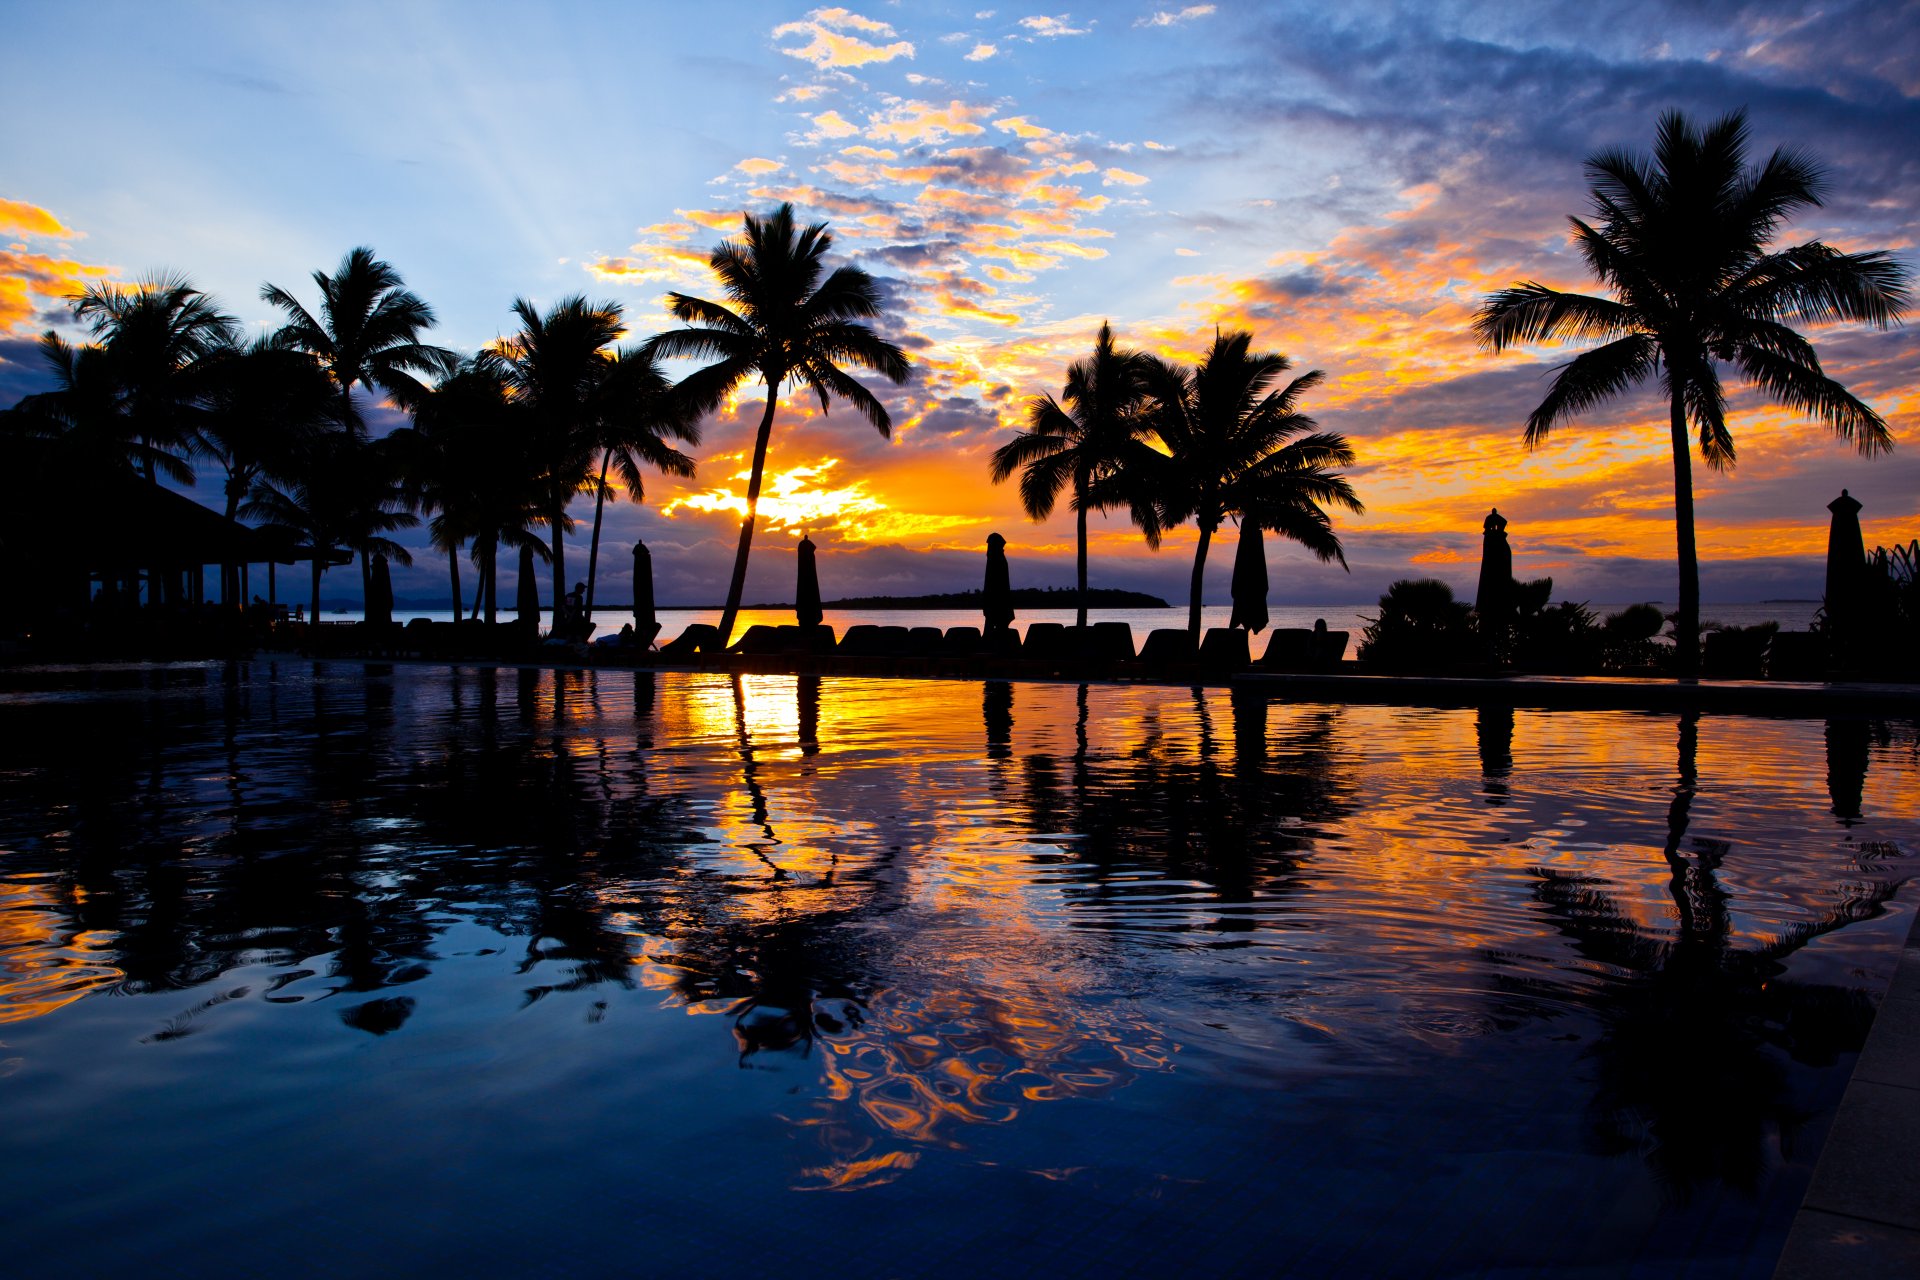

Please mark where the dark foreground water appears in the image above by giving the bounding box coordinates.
[0,662,1914,1279]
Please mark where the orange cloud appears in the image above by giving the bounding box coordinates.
[0,201,113,332]
[0,198,78,240]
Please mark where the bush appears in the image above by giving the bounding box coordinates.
[1601,603,1668,673]
[1359,579,1478,670]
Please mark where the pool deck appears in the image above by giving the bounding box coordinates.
[1774,906,1920,1278]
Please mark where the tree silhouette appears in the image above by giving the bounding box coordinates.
[1140,330,1362,639]
[644,203,910,646]
[580,346,699,622]
[484,296,624,629]
[67,271,237,484]
[989,322,1156,628]
[262,246,455,433]
[1476,109,1909,674]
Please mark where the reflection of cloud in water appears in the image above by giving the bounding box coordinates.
[791,983,1175,1191]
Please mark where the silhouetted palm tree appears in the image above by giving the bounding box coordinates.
[244,432,360,622]
[245,433,415,621]
[484,295,625,629]
[69,271,237,483]
[262,247,455,433]
[14,334,184,481]
[1476,109,1909,674]
[581,347,700,621]
[196,337,335,522]
[1141,330,1363,639]
[644,203,910,646]
[989,322,1154,628]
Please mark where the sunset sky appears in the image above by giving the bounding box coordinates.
[2,0,1914,607]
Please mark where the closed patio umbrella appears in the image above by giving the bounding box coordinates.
[367,552,393,628]
[517,542,540,631]
[632,540,656,639]
[1227,519,1269,633]
[1475,507,1511,620]
[796,535,822,628]
[1825,489,1865,634]
[983,532,1013,633]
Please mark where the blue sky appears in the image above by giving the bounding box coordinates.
[3,1,1915,606]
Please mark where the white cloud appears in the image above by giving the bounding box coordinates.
[1136,5,1215,27]
[1019,14,1091,38]
[774,9,915,68]
[965,42,998,61]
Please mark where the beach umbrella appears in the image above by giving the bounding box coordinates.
[1227,518,1269,633]
[632,540,656,637]
[983,532,1014,632]
[516,542,539,630]
[368,552,393,628]
[1825,489,1865,632]
[795,535,822,628]
[1475,507,1511,620]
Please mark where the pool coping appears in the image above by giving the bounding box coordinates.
[1773,906,1920,1278]
[1234,670,1920,714]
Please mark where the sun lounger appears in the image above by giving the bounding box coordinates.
[1199,627,1250,670]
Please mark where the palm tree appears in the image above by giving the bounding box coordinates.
[69,271,237,483]
[245,433,415,622]
[581,347,700,622]
[1475,109,1908,674]
[243,432,360,622]
[644,203,910,646]
[485,295,625,632]
[261,247,455,433]
[1141,331,1363,639]
[197,337,336,522]
[988,322,1155,628]
[13,334,181,480]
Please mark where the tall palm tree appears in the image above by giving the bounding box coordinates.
[70,271,237,483]
[485,295,625,631]
[989,322,1155,628]
[261,247,455,433]
[644,203,910,646]
[1475,109,1908,674]
[581,347,700,622]
[1141,331,1363,639]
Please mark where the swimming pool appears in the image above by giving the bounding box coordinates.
[1,661,1913,1277]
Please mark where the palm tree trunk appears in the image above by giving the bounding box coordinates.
[483,537,498,624]
[1187,521,1214,640]
[585,449,611,623]
[1669,395,1700,677]
[717,391,782,647]
[1074,484,1089,630]
[448,545,462,618]
[550,510,566,639]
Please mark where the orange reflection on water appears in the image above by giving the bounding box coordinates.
[0,882,122,1025]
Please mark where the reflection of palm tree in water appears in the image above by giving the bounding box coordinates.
[1018,683,1349,905]
[1502,712,1900,1198]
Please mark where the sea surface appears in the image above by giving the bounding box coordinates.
[318,600,1823,641]
[0,662,1911,1277]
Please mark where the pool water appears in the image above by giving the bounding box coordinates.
[0,661,1913,1278]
